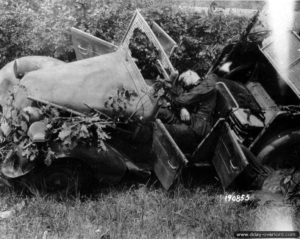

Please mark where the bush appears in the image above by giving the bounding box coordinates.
[129,28,161,79]
[0,0,77,65]
[143,7,249,76]
[0,0,250,77]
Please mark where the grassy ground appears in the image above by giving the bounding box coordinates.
[0,183,299,239]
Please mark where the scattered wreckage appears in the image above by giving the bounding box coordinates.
[0,10,300,194]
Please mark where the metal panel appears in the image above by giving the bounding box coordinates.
[22,49,154,118]
[214,82,239,119]
[192,119,225,163]
[121,10,176,76]
[246,82,279,124]
[121,49,150,96]
[152,119,188,190]
[151,21,177,57]
[260,31,300,97]
[212,122,249,188]
[71,27,117,60]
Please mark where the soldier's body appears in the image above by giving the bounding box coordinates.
[158,70,217,153]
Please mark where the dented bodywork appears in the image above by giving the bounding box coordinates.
[2,9,300,193]
[0,10,187,191]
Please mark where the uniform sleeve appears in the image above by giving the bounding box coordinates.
[173,73,217,107]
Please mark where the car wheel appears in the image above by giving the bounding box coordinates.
[256,129,300,193]
[257,129,300,170]
[32,158,93,195]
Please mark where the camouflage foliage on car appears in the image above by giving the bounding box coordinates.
[0,91,111,166]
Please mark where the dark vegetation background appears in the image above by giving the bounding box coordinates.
[0,0,249,77]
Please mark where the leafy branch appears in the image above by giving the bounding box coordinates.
[0,92,112,166]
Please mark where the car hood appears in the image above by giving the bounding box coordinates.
[17,49,155,119]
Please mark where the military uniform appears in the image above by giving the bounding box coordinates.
[158,73,217,153]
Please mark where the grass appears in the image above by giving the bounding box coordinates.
[0,183,299,239]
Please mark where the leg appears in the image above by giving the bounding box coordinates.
[164,124,198,153]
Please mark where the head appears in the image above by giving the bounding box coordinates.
[178,70,200,88]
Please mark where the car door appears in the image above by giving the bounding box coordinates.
[150,21,177,57]
[152,119,188,190]
[121,10,177,78]
[192,120,249,189]
[212,121,249,188]
[71,27,118,60]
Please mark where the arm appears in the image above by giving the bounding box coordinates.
[173,74,217,107]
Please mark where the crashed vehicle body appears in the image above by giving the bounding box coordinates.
[0,11,181,191]
[1,10,300,192]
[204,15,300,188]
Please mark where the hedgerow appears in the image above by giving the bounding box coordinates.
[0,0,250,77]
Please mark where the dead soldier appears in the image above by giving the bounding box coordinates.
[157,70,217,153]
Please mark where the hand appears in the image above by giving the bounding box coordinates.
[180,108,190,122]
[158,97,170,107]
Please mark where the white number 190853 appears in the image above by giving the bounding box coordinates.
[224,194,251,202]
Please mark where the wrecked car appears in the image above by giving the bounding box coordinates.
[0,9,299,193]
[0,10,181,192]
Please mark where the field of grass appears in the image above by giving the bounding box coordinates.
[0,183,299,239]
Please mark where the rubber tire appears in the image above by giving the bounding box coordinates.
[253,129,300,192]
[256,129,300,170]
[235,145,270,190]
[24,158,94,195]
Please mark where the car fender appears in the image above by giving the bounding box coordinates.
[0,56,65,113]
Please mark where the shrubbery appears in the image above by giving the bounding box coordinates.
[0,0,249,76]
